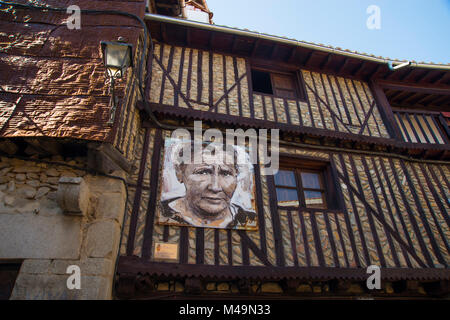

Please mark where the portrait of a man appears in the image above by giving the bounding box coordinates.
[158,139,258,230]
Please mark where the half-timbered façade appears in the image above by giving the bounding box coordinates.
[115,3,450,299]
[0,0,448,300]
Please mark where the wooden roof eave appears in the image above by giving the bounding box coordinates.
[144,13,450,85]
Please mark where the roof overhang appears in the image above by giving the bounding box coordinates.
[144,13,450,86]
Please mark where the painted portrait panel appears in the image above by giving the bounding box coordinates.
[157,138,258,230]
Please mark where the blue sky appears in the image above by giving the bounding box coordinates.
[207,0,450,64]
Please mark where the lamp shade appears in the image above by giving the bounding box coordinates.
[101,41,133,78]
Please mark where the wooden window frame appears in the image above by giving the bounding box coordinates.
[250,67,307,101]
[273,156,340,211]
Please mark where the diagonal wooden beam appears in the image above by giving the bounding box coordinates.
[287,47,297,63]
[336,57,349,73]
[414,70,431,83]
[414,94,436,106]
[423,95,447,106]
[320,53,333,70]
[302,51,314,66]
[352,61,365,76]
[270,43,279,60]
[431,72,447,84]
[402,92,423,105]
[357,101,376,135]
[399,68,414,81]
[336,171,428,268]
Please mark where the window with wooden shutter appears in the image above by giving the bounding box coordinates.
[272,74,298,99]
[251,68,306,100]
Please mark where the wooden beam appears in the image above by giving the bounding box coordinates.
[423,95,447,106]
[287,47,297,63]
[186,27,191,46]
[302,51,314,66]
[408,93,429,105]
[270,43,279,60]
[377,80,450,95]
[370,80,403,139]
[394,91,416,105]
[336,57,349,73]
[401,92,423,105]
[383,68,394,80]
[399,68,414,81]
[161,23,168,43]
[435,72,449,85]
[251,39,260,57]
[320,53,332,70]
[414,69,431,83]
[414,94,436,106]
[231,35,238,53]
[208,31,215,47]
[389,90,404,101]
[352,61,365,76]
[431,72,447,84]
[368,64,384,79]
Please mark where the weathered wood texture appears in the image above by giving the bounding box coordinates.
[147,43,390,139]
[123,129,450,273]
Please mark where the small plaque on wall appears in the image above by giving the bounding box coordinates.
[154,242,179,262]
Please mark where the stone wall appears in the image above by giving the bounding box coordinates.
[0,155,127,299]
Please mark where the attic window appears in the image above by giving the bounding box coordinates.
[251,68,305,100]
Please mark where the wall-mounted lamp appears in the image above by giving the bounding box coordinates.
[101,38,133,125]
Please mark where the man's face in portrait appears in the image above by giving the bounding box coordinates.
[176,150,238,220]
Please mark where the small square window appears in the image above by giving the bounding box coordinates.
[251,68,306,100]
[273,158,341,210]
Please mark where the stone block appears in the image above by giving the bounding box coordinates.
[0,213,81,259]
[50,258,113,277]
[36,187,51,199]
[56,176,89,216]
[10,273,112,300]
[13,166,41,173]
[96,192,126,222]
[85,174,125,195]
[17,185,36,199]
[20,259,52,275]
[85,220,120,258]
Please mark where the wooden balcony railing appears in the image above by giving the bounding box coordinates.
[393,110,450,145]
